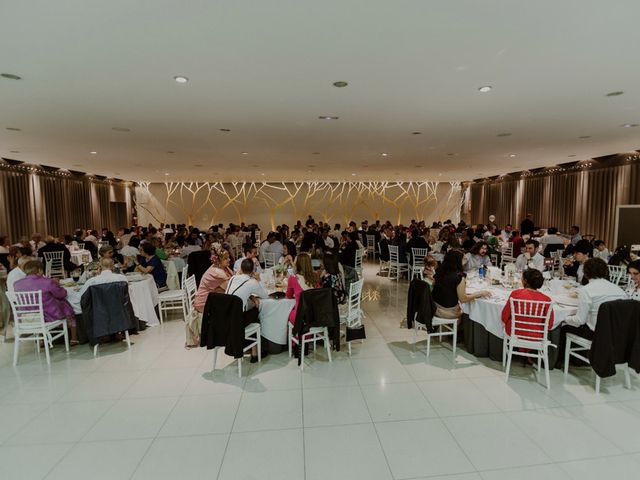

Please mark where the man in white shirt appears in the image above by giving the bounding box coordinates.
[265,233,284,261]
[515,239,545,272]
[7,256,33,291]
[79,258,128,297]
[593,240,610,262]
[226,258,269,362]
[563,258,627,339]
[538,227,565,249]
[234,245,262,274]
[569,225,582,246]
[321,229,335,250]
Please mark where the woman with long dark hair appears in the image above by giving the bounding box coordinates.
[432,250,490,319]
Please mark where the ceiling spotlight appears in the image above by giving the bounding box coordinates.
[89,151,97,155]
[164,172,170,176]
[333,81,348,88]
[411,131,422,135]
[173,75,189,83]
[478,85,492,93]
[9,150,19,153]
[5,127,21,131]
[219,128,231,132]
[381,153,388,157]
[112,127,130,132]
[622,123,639,128]
[241,152,249,155]
[605,91,624,97]
[261,173,265,176]
[312,152,320,155]
[579,135,591,139]
[318,116,339,120]
[167,151,175,154]
[1,73,21,80]
[351,173,356,176]
[568,154,577,157]
[509,154,517,158]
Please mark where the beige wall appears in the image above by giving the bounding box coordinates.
[135,181,465,230]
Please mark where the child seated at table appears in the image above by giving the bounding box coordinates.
[501,268,554,339]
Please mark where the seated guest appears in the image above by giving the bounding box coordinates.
[463,241,492,272]
[378,228,391,262]
[180,237,201,259]
[265,232,284,261]
[78,258,128,297]
[135,242,167,289]
[626,260,640,301]
[338,232,358,268]
[233,244,262,274]
[539,227,565,256]
[510,230,525,257]
[98,244,124,268]
[593,240,610,262]
[13,260,78,343]
[562,258,627,340]
[120,236,140,271]
[225,258,269,362]
[422,254,438,286]
[569,225,582,246]
[286,253,317,326]
[461,228,476,252]
[432,250,490,319]
[278,241,296,268]
[608,245,632,267]
[0,235,10,254]
[407,229,430,264]
[320,252,346,305]
[320,229,335,250]
[38,236,77,273]
[515,239,545,272]
[563,240,592,284]
[501,269,554,338]
[7,256,34,291]
[188,248,233,347]
[29,233,46,254]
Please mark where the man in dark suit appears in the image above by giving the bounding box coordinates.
[38,236,77,273]
[520,213,535,236]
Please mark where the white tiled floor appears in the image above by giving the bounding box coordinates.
[1,263,640,479]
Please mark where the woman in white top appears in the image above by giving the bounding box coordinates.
[626,260,640,301]
[463,241,492,272]
[593,240,610,262]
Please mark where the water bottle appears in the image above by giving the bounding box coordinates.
[479,265,486,279]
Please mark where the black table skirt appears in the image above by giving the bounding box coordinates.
[461,314,562,368]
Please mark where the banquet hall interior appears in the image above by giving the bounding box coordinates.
[2,1,640,479]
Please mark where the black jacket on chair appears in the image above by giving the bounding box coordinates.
[293,288,340,355]
[589,299,640,378]
[80,282,137,346]
[406,279,437,331]
[187,250,213,287]
[200,293,245,359]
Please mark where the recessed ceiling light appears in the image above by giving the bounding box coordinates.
[9,150,19,153]
[447,153,456,156]
[242,152,249,155]
[219,128,231,132]
[351,173,356,176]
[333,81,348,88]
[497,133,511,137]
[579,135,591,139]
[318,116,339,120]
[478,85,492,93]
[164,172,170,176]
[411,131,422,135]
[89,151,97,155]
[509,154,517,158]
[414,165,422,168]
[251,164,259,167]
[112,127,130,132]
[5,127,21,131]
[622,123,639,128]
[381,153,388,157]
[261,173,265,176]
[167,151,175,154]
[307,165,316,168]
[1,73,21,80]
[568,154,577,157]
[173,75,189,84]
[605,91,624,97]
[312,152,320,155]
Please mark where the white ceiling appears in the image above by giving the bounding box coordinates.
[1,0,639,182]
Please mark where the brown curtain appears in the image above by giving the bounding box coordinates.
[469,162,640,247]
[0,166,135,241]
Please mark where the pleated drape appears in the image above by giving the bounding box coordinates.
[0,168,135,241]
[469,163,640,246]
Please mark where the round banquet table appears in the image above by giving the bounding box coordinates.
[64,274,161,326]
[169,256,186,273]
[257,268,296,351]
[461,277,578,366]
[70,249,92,266]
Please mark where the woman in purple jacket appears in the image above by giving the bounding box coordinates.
[13,260,78,343]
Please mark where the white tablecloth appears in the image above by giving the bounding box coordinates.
[462,280,578,338]
[64,275,161,326]
[169,256,186,273]
[70,249,92,265]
